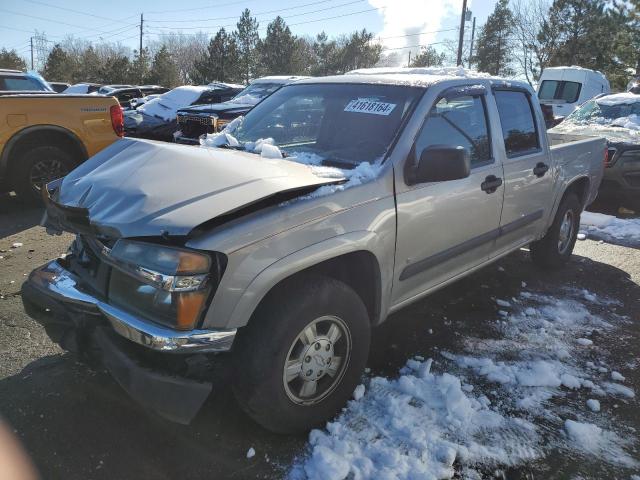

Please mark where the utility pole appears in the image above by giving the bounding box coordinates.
[468,16,476,68]
[139,13,144,83]
[407,51,411,67]
[30,37,34,70]
[456,0,468,66]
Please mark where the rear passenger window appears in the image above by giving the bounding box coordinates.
[415,95,492,167]
[494,90,540,157]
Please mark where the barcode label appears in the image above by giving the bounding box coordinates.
[344,98,397,116]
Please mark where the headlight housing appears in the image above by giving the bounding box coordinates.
[104,240,225,331]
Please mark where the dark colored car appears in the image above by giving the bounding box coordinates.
[549,92,640,210]
[48,81,71,93]
[124,84,244,142]
[104,86,169,109]
[175,76,307,145]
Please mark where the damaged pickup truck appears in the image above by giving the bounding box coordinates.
[22,69,606,434]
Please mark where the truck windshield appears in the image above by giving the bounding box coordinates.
[233,83,423,167]
[564,98,640,125]
[231,82,283,105]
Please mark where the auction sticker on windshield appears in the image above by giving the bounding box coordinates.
[344,98,397,116]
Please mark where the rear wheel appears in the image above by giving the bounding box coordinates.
[530,193,581,269]
[13,146,75,204]
[232,274,371,434]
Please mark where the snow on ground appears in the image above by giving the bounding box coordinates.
[580,211,640,247]
[290,289,637,479]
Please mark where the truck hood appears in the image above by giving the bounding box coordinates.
[49,138,344,238]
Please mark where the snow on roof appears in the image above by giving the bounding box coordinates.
[207,81,245,89]
[139,85,210,120]
[251,75,309,84]
[596,92,640,106]
[348,66,492,78]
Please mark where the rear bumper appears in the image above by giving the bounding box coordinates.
[25,259,236,353]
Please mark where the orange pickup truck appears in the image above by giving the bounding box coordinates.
[0,93,123,202]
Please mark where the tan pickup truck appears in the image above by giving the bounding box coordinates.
[0,93,122,202]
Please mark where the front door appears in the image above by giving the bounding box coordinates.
[392,88,504,308]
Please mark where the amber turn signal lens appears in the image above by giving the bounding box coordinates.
[175,290,208,330]
[177,252,210,274]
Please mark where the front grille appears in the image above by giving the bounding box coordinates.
[177,114,215,126]
[67,235,112,299]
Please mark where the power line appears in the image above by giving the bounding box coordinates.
[149,0,367,30]
[0,7,131,33]
[146,0,258,15]
[148,0,340,23]
[21,0,137,25]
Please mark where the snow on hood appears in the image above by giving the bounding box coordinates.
[138,86,210,121]
[52,138,345,238]
[550,121,640,144]
[595,93,640,106]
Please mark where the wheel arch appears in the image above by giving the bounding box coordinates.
[225,233,387,330]
[1,125,88,180]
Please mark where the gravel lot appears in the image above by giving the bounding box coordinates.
[0,194,638,479]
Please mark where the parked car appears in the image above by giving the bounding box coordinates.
[124,83,244,141]
[97,84,134,95]
[549,92,640,210]
[538,66,610,121]
[0,93,122,202]
[23,68,605,433]
[48,81,71,93]
[100,86,169,109]
[175,77,306,145]
[63,83,103,94]
[0,69,53,93]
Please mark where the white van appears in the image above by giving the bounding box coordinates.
[538,66,610,119]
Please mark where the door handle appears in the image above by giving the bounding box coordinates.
[481,175,502,194]
[533,162,549,177]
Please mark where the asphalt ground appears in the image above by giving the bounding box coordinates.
[0,193,638,479]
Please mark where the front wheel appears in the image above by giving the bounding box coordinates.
[232,274,371,434]
[530,193,581,269]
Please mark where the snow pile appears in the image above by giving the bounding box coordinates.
[138,86,209,120]
[290,359,540,480]
[291,289,638,478]
[580,211,640,246]
[610,114,640,130]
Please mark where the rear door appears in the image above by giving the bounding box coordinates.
[392,86,504,307]
[491,88,555,257]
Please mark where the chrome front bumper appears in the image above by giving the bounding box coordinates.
[26,260,236,353]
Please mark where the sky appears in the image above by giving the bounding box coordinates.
[0,0,498,68]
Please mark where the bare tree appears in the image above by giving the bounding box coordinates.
[511,0,553,84]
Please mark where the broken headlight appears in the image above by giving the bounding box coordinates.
[105,240,224,330]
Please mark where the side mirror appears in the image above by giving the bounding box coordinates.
[408,145,471,185]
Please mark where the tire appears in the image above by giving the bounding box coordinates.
[530,193,581,269]
[232,274,371,434]
[12,146,76,204]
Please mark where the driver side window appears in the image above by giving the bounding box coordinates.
[415,95,492,167]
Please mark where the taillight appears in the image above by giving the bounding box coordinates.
[110,104,124,137]
[605,147,616,168]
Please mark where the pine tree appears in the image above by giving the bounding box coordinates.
[474,0,514,76]
[259,17,297,75]
[130,47,151,85]
[540,0,611,72]
[145,46,180,87]
[42,44,75,82]
[311,32,339,76]
[101,54,132,85]
[234,9,259,83]
[74,46,101,83]
[410,46,446,68]
[0,48,27,71]
[194,28,240,83]
[337,29,382,73]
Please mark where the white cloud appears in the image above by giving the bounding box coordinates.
[369,0,464,65]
